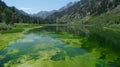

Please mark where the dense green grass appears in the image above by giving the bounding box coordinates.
[0,28,24,34]
[15,23,39,29]
[0,23,39,34]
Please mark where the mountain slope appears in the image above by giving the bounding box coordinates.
[14,8,29,16]
[33,2,77,19]
[33,10,56,19]
[0,0,44,25]
[47,0,120,25]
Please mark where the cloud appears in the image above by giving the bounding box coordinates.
[20,7,33,11]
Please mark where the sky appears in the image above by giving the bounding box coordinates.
[3,0,79,14]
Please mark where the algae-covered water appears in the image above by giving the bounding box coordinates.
[0,26,118,67]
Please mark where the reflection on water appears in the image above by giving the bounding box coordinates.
[0,26,119,67]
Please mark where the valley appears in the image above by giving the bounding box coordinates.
[0,0,120,67]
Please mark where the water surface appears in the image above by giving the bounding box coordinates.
[0,27,117,67]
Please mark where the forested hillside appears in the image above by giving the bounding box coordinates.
[0,0,44,30]
[47,0,120,25]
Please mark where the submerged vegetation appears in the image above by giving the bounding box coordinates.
[0,33,21,51]
[43,26,120,66]
[0,24,39,51]
[0,28,117,67]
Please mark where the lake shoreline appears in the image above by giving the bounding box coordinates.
[0,24,41,51]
